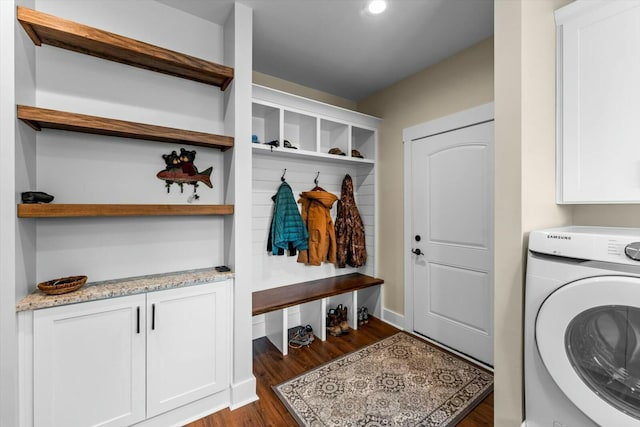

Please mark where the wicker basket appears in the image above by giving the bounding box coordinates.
[38,275,87,295]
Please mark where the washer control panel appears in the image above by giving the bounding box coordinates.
[529,226,640,265]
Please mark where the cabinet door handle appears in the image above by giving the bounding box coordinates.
[136,306,140,334]
[151,303,156,330]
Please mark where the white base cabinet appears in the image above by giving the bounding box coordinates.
[28,281,230,427]
[34,295,146,427]
[146,284,229,418]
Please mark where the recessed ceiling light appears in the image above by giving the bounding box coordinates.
[367,0,387,15]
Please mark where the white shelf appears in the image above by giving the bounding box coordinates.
[252,143,374,165]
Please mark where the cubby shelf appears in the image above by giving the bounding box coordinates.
[17,6,234,89]
[18,105,234,151]
[252,144,374,165]
[17,204,234,218]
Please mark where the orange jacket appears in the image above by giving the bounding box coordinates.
[297,189,338,266]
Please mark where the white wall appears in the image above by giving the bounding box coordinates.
[32,0,228,283]
[494,1,573,425]
[251,157,374,291]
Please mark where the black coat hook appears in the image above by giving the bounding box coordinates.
[314,171,320,186]
[281,168,287,182]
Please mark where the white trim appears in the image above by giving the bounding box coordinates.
[402,133,414,333]
[402,102,494,351]
[134,389,231,427]
[403,102,494,143]
[381,308,404,331]
[253,84,381,129]
[229,377,258,410]
[554,0,640,25]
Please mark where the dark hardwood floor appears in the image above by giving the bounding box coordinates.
[187,317,493,426]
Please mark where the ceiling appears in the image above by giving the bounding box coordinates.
[157,0,494,101]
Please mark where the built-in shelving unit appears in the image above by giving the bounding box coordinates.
[16,8,237,221]
[252,86,377,164]
[250,85,382,353]
[18,105,234,151]
[16,6,234,89]
[17,204,234,218]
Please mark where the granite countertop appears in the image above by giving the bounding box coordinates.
[16,267,234,312]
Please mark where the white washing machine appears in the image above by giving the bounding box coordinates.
[525,226,640,427]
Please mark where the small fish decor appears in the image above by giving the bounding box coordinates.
[157,148,213,195]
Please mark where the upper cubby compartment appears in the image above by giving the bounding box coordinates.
[320,119,348,157]
[17,6,234,90]
[252,103,280,145]
[284,110,317,151]
[352,126,375,160]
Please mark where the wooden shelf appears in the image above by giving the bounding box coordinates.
[17,204,234,218]
[252,273,384,316]
[18,106,234,151]
[17,6,233,90]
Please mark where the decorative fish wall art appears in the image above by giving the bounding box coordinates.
[157,148,213,194]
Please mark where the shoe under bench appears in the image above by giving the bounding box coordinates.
[252,273,384,355]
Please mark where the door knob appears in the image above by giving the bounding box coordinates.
[412,248,424,256]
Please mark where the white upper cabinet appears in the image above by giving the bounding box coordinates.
[556,0,640,203]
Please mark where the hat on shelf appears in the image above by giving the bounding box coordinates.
[252,134,259,144]
[351,149,364,158]
[283,140,298,149]
[328,148,346,156]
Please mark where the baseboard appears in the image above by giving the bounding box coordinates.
[230,376,258,410]
[382,308,404,330]
[134,389,230,427]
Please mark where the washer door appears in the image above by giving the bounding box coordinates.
[537,276,640,426]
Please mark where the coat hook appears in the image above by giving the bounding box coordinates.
[281,168,287,182]
[314,171,320,186]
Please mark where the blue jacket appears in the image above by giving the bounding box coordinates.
[271,182,308,254]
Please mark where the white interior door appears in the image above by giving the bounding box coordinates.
[410,120,494,365]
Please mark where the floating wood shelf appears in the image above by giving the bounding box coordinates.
[252,273,384,316]
[17,204,234,218]
[17,6,234,89]
[18,106,234,151]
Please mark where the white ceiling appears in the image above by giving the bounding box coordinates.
[157,0,494,101]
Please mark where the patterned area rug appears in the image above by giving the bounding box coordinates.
[273,332,493,426]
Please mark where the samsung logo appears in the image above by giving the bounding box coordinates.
[546,234,571,240]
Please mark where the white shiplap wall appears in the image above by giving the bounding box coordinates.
[252,154,375,291]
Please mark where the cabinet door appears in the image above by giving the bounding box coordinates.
[146,281,230,417]
[557,1,640,203]
[33,295,146,427]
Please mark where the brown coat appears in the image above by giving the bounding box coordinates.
[335,174,367,268]
[297,189,338,266]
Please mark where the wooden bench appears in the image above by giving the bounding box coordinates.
[252,273,384,355]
